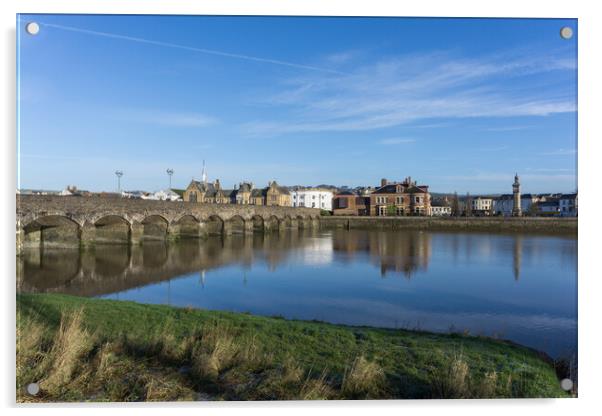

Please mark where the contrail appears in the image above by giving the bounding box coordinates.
[39,22,346,75]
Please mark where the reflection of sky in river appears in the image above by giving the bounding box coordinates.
[92,231,576,358]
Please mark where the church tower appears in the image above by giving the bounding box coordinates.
[512,173,522,217]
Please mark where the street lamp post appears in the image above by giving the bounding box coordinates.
[115,170,123,193]
[166,168,174,189]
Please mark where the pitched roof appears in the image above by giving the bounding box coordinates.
[189,180,216,194]
[406,185,429,194]
[560,193,577,199]
[372,184,402,194]
[238,182,252,193]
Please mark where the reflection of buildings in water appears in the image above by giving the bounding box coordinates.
[513,235,522,281]
[331,230,431,278]
[17,230,322,297]
[299,236,333,266]
[370,231,431,278]
[199,270,206,287]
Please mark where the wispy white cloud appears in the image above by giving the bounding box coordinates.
[40,22,345,75]
[243,47,575,136]
[482,125,533,132]
[379,138,416,145]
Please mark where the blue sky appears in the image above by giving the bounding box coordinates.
[17,15,577,194]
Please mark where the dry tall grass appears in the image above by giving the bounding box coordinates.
[191,322,241,379]
[430,352,470,398]
[40,308,95,394]
[341,355,386,398]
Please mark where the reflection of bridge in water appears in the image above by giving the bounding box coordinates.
[17,231,321,297]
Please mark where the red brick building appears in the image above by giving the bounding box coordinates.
[369,177,431,216]
[332,191,370,216]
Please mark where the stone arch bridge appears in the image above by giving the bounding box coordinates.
[17,195,321,253]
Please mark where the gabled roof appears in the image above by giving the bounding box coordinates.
[238,182,252,193]
[188,180,217,194]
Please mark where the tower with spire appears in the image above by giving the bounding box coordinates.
[201,160,207,184]
[512,173,522,217]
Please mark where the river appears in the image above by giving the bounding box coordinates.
[17,228,577,358]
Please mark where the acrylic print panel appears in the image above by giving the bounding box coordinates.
[16,14,577,402]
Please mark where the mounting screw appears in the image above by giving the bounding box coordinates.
[25,22,40,35]
[560,27,573,40]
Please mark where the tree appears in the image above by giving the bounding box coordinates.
[451,192,460,217]
[465,192,473,217]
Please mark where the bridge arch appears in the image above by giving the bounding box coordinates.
[282,215,293,229]
[206,215,224,236]
[172,214,201,239]
[141,215,169,241]
[94,215,131,244]
[22,214,80,248]
[265,215,279,233]
[227,215,246,235]
[249,215,263,233]
[296,215,307,229]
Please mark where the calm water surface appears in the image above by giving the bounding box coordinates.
[18,229,577,358]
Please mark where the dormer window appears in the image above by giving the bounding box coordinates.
[396,185,402,193]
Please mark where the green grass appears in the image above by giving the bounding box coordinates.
[17,293,568,402]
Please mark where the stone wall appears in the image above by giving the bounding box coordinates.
[320,215,577,235]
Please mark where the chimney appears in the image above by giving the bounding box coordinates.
[381,178,387,187]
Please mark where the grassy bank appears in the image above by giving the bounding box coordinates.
[17,293,568,402]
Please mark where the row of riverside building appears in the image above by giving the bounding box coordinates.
[176,174,577,217]
[182,179,334,210]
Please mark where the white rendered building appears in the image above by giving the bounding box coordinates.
[291,188,333,210]
[142,189,182,201]
[471,197,493,214]
[431,206,452,216]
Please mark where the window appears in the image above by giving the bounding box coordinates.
[190,192,197,203]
